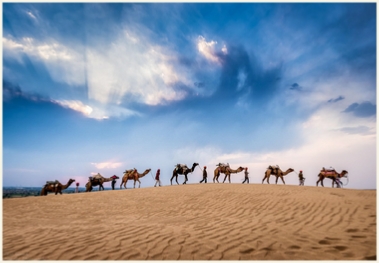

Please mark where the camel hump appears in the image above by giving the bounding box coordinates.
[175,164,188,171]
[93,173,103,179]
[268,165,279,170]
[46,180,59,185]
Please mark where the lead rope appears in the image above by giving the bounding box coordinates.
[149,170,155,181]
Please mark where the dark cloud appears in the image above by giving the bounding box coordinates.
[328,96,344,103]
[290,83,302,91]
[3,80,45,102]
[343,101,376,118]
[212,44,282,104]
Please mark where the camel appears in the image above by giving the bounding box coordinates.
[122,168,151,189]
[120,169,134,189]
[213,165,245,183]
[170,163,199,185]
[40,179,76,196]
[262,166,295,184]
[316,169,348,188]
[85,174,119,192]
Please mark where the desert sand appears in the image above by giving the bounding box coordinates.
[3,183,376,260]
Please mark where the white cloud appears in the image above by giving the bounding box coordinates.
[197,36,222,64]
[85,30,193,106]
[3,29,196,116]
[91,162,123,169]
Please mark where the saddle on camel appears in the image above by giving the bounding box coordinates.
[175,164,189,173]
[216,162,230,172]
[45,180,60,187]
[268,165,280,174]
[89,173,103,183]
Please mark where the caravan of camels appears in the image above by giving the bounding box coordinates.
[40,162,349,195]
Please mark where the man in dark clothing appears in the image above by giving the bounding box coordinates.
[242,167,249,184]
[200,166,207,183]
[299,170,305,186]
[111,175,117,190]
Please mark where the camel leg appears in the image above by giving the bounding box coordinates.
[267,175,270,184]
[280,176,285,185]
[275,176,279,184]
[321,179,324,187]
[214,170,220,183]
[262,175,267,184]
[228,174,231,183]
[125,179,128,189]
[222,174,227,183]
[183,175,188,185]
[137,179,141,188]
[133,180,136,188]
[170,173,179,185]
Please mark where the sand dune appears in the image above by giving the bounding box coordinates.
[3,184,376,260]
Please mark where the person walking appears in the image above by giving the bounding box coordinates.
[200,166,207,183]
[75,182,79,193]
[299,170,305,186]
[242,167,249,184]
[154,169,162,187]
[111,175,117,190]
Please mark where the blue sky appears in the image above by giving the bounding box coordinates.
[3,3,376,189]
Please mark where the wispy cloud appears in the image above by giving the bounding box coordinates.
[52,100,93,116]
[3,36,86,86]
[328,96,344,103]
[338,126,374,135]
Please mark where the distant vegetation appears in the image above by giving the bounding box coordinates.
[3,187,119,198]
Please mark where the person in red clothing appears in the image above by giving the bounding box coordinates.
[154,169,162,187]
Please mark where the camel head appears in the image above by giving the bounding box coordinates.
[192,163,199,167]
[146,168,152,173]
[69,179,76,184]
[340,170,348,177]
[284,168,295,175]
